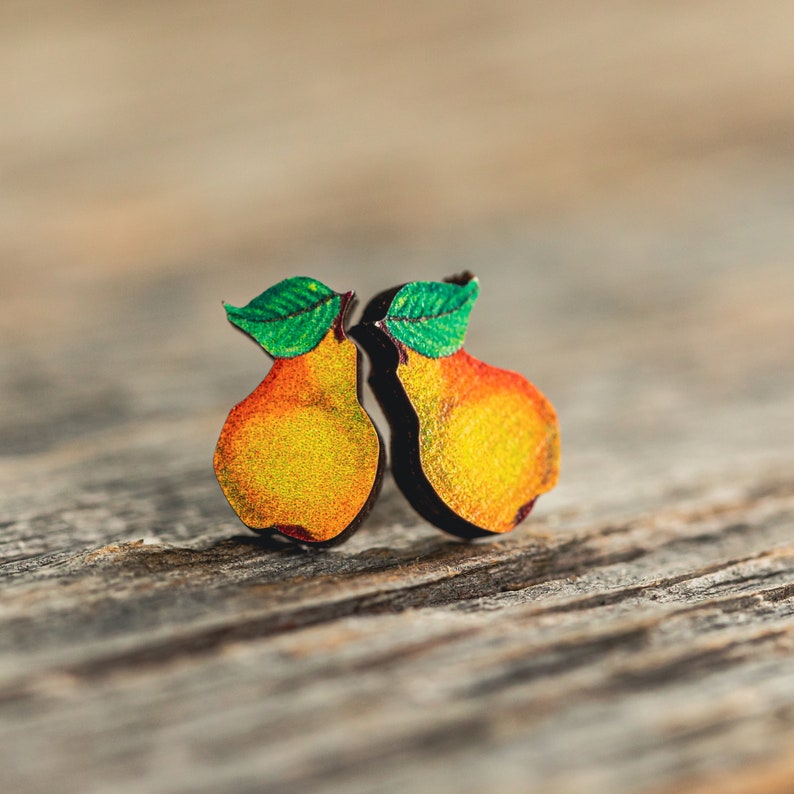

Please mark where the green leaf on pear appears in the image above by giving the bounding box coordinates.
[383,277,480,358]
[225,277,341,358]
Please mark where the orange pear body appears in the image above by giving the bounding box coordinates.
[396,347,559,533]
[214,331,382,543]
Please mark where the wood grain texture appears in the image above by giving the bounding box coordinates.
[1,2,794,793]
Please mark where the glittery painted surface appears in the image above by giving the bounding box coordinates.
[214,329,382,543]
[396,347,559,533]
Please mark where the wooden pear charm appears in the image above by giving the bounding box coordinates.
[352,273,559,539]
[214,277,384,545]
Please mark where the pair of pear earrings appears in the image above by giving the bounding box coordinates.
[214,273,560,546]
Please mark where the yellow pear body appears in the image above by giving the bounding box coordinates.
[214,331,381,542]
[397,349,559,533]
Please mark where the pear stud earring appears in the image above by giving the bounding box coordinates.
[214,276,384,545]
[352,272,560,539]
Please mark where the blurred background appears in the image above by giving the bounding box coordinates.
[1,1,793,538]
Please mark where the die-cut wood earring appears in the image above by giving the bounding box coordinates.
[351,272,559,539]
[214,276,384,545]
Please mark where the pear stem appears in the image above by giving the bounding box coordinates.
[334,291,355,341]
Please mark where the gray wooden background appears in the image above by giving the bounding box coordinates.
[1,2,794,792]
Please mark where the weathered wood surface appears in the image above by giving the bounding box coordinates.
[2,3,794,793]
